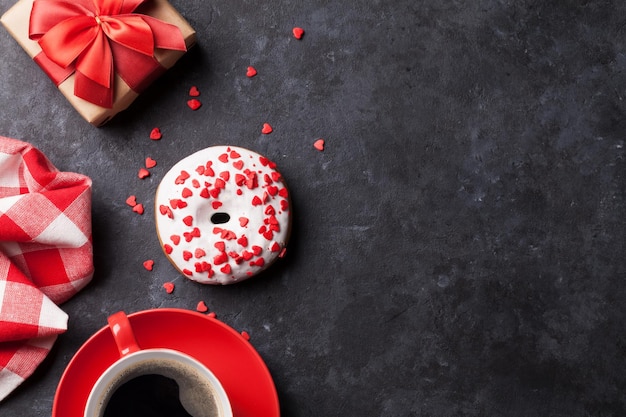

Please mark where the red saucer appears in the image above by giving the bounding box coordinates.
[52,308,280,417]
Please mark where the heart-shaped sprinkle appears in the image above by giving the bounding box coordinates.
[132,203,144,215]
[237,235,248,247]
[164,244,173,254]
[143,260,154,270]
[233,160,244,170]
[220,264,231,274]
[292,27,304,39]
[187,99,202,110]
[214,241,226,252]
[149,127,162,140]
[183,215,193,226]
[313,139,325,151]
[270,242,281,252]
[183,251,193,261]
[171,235,181,245]
[252,245,263,256]
[163,282,175,294]
[213,252,228,265]
[208,312,217,318]
[212,201,223,209]
[196,301,209,313]
[261,123,273,134]
[138,168,150,179]
[195,248,206,258]
[239,217,249,227]
[145,157,157,168]
[182,187,193,198]
[189,86,200,97]
[126,195,137,207]
[246,66,257,77]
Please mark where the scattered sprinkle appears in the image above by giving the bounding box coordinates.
[163,282,175,293]
[126,195,137,207]
[132,203,144,215]
[261,123,273,134]
[292,27,304,39]
[241,331,250,341]
[208,312,217,318]
[189,86,200,97]
[145,157,157,168]
[246,66,257,78]
[313,138,325,151]
[196,301,209,313]
[138,168,150,179]
[187,99,202,110]
[149,127,162,140]
[143,260,154,271]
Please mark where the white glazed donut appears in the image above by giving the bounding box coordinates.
[155,146,291,284]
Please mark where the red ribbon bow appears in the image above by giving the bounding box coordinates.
[29,0,187,108]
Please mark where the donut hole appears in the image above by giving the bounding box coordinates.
[210,212,231,224]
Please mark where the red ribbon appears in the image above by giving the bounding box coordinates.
[29,0,187,108]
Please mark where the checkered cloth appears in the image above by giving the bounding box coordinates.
[0,137,93,401]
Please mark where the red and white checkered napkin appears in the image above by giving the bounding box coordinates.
[0,136,93,401]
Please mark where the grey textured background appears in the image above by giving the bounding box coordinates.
[1,0,625,416]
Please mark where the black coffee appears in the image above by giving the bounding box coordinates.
[93,357,221,417]
[103,374,193,417]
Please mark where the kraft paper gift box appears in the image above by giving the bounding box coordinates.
[1,0,196,126]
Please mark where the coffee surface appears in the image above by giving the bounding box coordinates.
[103,374,194,417]
[96,357,221,417]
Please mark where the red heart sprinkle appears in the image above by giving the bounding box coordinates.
[252,245,262,256]
[233,160,244,170]
[292,27,304,39]
[219,171,230,181]
[196,301,209,313]
[246,66,257,77]
[220,264,231,274]
[138,168,150,179]
[208,312,217,318]
[212,201,223,209]
[239,217,249,227]
[195,248,206,258]
[261,123,273,134]
[313,139,325,151]
[149,127,162,140]
[143,260,154,271]
[214,241,226,252]
[183,215,193,226]
[171,235,181,245]
[126,195,137,207]
[182,187,193,198]
[183,251,193,261]
[163,282,175,294]
[145,157,157,168]
[132,203,144,215]
[187,99,202,110]
[240,331,250,341]
[189,86,200,97]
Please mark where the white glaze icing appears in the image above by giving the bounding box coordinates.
[155,146,290,284]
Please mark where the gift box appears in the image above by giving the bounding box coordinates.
[1,0,196,126]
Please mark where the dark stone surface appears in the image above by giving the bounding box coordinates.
[1,0,625,416]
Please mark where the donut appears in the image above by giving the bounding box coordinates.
[155,146,291,284]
